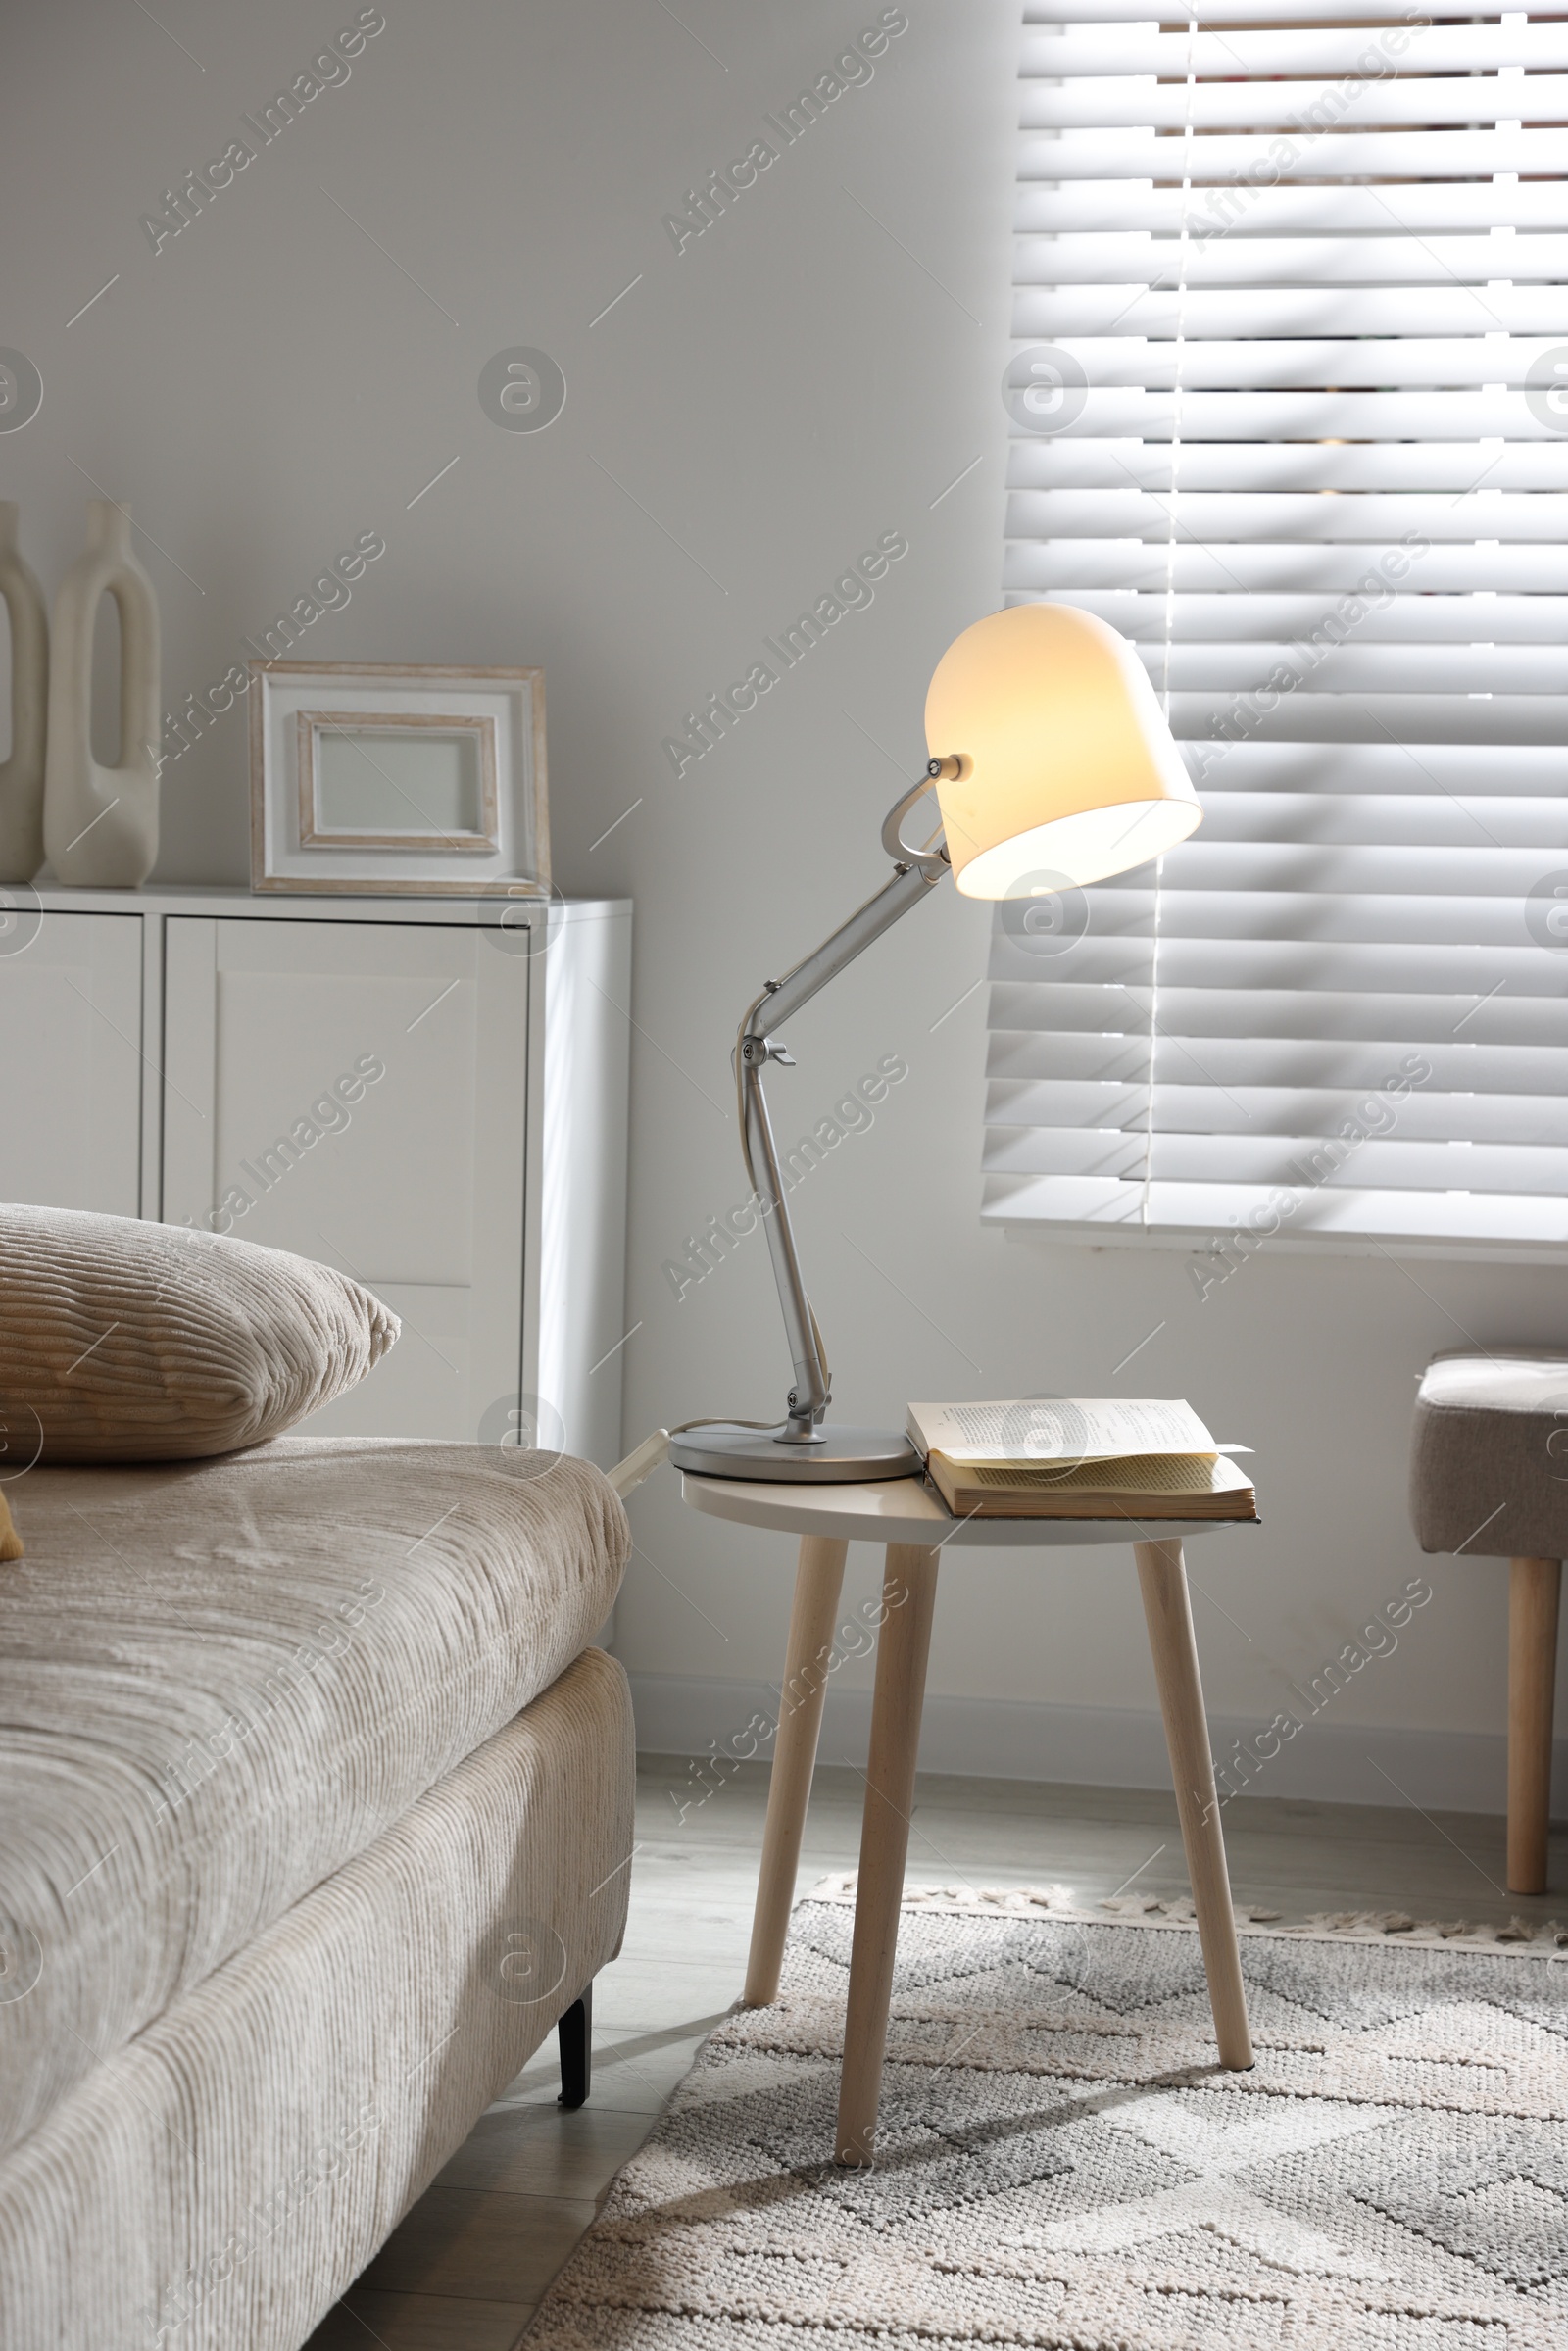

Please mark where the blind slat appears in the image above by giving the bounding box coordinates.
[1020,129,1568,178]
[997,393,1568,439]
[1024,78,1568,130]
[1131,648,1568,694]
[1029,292,1568,337]
[1015,450,1568,491]
[1181,745,1568,793]
[989,1022,1568,1100]
[1025,0,1568,24]
[994,985,1568,1048]
[1025,26,1568,73]
[982,1175,1568,1248]
[984,1126,1568,1198]
[993,939,1568,997]
[1161,697,1568,747]
[1024,0,1560,24]
[1005,546,1568,592]
[1019,187,1568,231]
[1026,887,1566,928]
[989,1081,1568,1150]
[1017,234,1568,284]
[1040,593,1568,642]
[999,341,1561,387]
[1009,491,1568,540]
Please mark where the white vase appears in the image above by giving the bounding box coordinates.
[44,500,162,888]
[0,503,49,884]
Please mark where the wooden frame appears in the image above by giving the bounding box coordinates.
[295,710,501,852]
[249,661,550,897]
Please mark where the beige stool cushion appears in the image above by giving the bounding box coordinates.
[1409,1347,1568,1559]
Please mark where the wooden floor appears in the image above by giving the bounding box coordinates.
[305,1756,1566,2351]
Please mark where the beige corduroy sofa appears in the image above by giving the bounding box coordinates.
[0,1431,635,2351]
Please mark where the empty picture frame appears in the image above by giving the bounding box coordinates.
[250,661,549,895]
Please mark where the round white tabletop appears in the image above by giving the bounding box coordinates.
[679,1471,1255,1548]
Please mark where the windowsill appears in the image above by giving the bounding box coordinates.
[997,1224,1568,1270]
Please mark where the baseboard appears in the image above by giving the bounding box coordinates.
[626,1669,1565,1819]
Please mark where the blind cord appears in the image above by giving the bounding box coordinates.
[1141,6,1200,1228]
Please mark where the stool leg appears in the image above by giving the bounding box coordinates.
[836,1543,940,2167]
[1133,1539,1253,2071]
[1508,1556,1561,1896]
[743,1535,848,2006]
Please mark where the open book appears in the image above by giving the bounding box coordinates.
[905,1399,1258,1522]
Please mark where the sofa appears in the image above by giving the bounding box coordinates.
[0,1207,635,2351]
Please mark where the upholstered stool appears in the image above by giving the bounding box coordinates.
[1410,1348,1568,1892]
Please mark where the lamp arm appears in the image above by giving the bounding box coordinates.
[736,777,950,1439]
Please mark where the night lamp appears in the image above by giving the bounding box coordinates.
[668,603,1202,1484]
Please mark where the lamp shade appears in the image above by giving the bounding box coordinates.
[923,603,1201,896]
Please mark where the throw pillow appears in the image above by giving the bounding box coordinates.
[0,1204,399,1462]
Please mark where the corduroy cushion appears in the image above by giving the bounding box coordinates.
[1409,1347,1568,1559]
[0,1203,398,1462]
[0,1648,635,2351]
[0,1435,629,2159]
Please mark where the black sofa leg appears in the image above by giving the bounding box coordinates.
[558,1984,592,2109]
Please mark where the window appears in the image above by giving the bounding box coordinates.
[990,0,1568,1253]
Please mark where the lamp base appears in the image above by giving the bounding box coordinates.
[668,1422,924,1484]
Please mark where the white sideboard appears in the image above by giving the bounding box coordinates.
[0,888,631,1465]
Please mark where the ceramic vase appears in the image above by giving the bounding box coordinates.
[44,500,161,887]
[0,503,49,883]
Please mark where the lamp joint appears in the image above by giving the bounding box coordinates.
[741,1034,794,1068]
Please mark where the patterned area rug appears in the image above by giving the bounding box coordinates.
[529,1884,1568,2351]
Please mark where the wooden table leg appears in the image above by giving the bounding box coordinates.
[743,1534,848,2006]
[1508,1556,1561,1895]
[835,1543,941,2167]
[1133,1538,1254,2072]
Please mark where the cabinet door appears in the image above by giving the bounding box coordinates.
[0,910,142,1214]
[161,917,531,1440]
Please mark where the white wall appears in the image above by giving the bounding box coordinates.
[5,0,1564,1812]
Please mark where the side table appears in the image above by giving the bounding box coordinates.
[680,1471,1257,2166]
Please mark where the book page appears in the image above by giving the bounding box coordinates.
[907,1398,1216,1463]
[952,1453,1251,1495]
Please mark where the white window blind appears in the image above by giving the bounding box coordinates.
[990,0,1568,1250]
